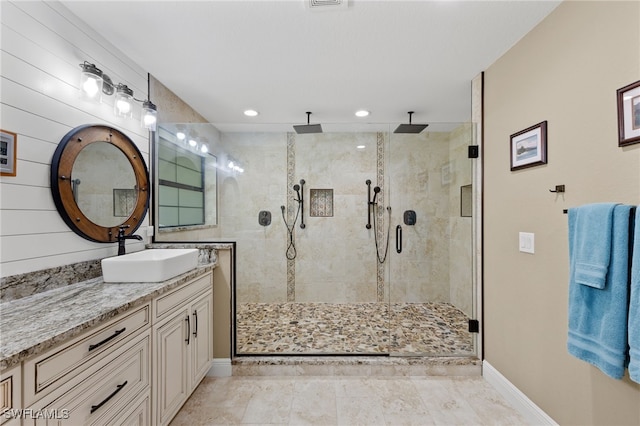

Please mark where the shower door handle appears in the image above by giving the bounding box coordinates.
[396,225,402,253]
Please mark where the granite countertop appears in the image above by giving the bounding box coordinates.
[0,264,215,370]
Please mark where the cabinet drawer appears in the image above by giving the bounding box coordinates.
[154,272,212,321]
[25,331,150,426]
[100,391,149,426]
[23,303,150,406]
[0,364,21,426]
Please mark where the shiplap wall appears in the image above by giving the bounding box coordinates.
[0,1,151,277]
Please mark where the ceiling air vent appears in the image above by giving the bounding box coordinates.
[307,0,348,10]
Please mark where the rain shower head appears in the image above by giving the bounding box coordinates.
[394,111,428,134]
[293,112,323,134]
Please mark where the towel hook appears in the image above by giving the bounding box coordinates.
[549,185,565,193]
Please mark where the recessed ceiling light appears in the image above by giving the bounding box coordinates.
[357,145,366,149]
[355,110,369,117]
[244,109,259,117]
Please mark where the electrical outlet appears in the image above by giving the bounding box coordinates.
[519,232,535,254]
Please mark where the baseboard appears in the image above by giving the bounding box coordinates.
[208,358,232,377]
[483,360,558,425]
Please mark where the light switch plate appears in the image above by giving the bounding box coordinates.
[519,232,535,254]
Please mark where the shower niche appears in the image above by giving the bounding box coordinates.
[309,189,333,217]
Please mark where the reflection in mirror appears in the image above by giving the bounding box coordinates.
[73,142,137,227]
[156,124,218,230]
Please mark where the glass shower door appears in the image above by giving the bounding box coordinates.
[387,123,476,357]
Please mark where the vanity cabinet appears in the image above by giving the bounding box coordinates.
[153,272,213,426]
[0,364,22,426]
[1,268,214,426]
[21,303,151,425]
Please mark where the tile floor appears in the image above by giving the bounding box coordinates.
[236,302,473,355]
[169,375,529,425]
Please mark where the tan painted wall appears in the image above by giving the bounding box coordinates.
[484,2,640,425]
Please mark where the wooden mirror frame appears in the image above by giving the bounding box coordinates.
[51,124,149,242]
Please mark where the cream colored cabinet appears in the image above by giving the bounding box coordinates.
[24,333,150,426]
[23,304,150,408]
[1,364,22,426]
[20,303,152,426]
[190,293,213,387]
[152,272,213,426]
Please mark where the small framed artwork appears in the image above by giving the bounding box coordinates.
[510,121,547,171]
[0,129,17,177]
[616,80,640,147]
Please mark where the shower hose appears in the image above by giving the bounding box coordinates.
[373,205,392,264]
[281,202,301,260]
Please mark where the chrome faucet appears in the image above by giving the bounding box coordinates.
[117,225,143,256]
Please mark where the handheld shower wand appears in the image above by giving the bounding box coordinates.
[372,186,381,205]
[293,184,301,202]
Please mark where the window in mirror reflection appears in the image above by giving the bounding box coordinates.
[158,138,206,227]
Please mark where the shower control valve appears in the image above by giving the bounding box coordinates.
[259,210,272,226]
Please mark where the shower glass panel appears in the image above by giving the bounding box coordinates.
[156,122,477,358]
[387,123,476,356]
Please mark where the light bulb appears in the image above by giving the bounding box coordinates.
[141,101,157,131]
[114,84,134,118]
[189,139,197,147]
[200,144,208,154]
[82,78,100,98]
[176,132,186,140]
[116,99,131,114]
[79,62,104,103]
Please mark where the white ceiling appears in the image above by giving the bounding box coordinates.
[61,0,561,132]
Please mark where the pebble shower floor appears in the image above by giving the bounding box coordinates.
[236,302,473,355]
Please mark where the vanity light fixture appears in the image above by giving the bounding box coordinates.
[227,159,244,173]
[79,62,105,102]
[79,62,159,131]
[141,100,157,131]
[114,84,134,118]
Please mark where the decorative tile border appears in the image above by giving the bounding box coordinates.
[286,132,296,302]
[376,132,386,302]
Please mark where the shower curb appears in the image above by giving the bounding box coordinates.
[231,356,481,377]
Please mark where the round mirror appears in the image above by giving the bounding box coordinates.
[51,124,149,242]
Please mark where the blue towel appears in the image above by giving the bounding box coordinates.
[628,207,640,384]
[567,204,632,379]
[572,203,618,289]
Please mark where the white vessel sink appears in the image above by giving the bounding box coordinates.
[101,249,199,283]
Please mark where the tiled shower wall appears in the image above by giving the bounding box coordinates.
[219,127,472,312]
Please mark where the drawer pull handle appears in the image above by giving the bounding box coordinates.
[193,310,198,338]
[185,316,190,345]
[88,328,126,352]
[90,381,127,414]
